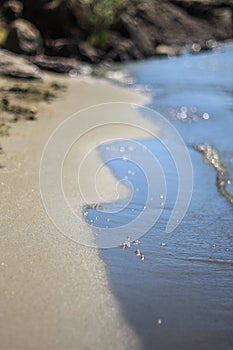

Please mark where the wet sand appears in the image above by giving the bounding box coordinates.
[0,74,155,350]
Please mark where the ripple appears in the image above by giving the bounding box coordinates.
[185,257,233,266]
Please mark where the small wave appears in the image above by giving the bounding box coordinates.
[185,257,233,266]
[195,144,233,205]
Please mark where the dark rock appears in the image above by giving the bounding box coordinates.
[77,42,102,64]
[2,0,23,23]
[172,1,233,39]
[117,1,220,57]
[106,37,144,62]
[3,19,43,56]
[135,2,217,47]
[44,38,80,57]
[120,13,156,57]
[212,7,233,38]
[0,48,42,79]
[31,55,91,74]
[44,38,101,63]
[69,0,91,32]
[21,0,78,39]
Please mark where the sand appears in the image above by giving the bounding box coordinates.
[0,74,156,350]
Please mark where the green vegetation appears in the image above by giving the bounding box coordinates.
[0,27,7,46]
[85,30,114,49]
[0,12,7,46]
[0,9,8,46]
[82,0,129,49]
[83,0,128,28]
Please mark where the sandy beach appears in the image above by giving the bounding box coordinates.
[0,74,156,350]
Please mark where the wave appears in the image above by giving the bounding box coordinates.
[195,144,233,205]
[184,257,233,266]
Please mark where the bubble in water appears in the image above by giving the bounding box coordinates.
[128,145,135,152]
[193,115,199,122]
[122,154,130,161]
[203,113,210,120]
[191,106,197,113]
[180,112,187,120]
[181,106,188,113]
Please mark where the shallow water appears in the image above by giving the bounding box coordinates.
[88,45,233,349]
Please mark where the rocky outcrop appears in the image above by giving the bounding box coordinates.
[118,1,233,52]
[106,37,143,62]
[120,12,156,57]
[31,54,91,74]
[2,0,23,23]
[172,0,233,39]
[21,0,78,39]
[44,38,101,63]
[0,48,42,79]
[0,0,232,65]
[3,18,43,55]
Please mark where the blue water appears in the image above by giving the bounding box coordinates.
[88,45,233,349]
[126,45,233,151]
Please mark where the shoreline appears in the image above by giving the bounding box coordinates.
[0,74,156,349]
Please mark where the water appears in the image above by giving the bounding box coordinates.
[89,45,233,349]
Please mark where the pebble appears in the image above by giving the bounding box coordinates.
[133,239,141,245]
[92,203,101,210]
[119,237,145,260]
[120,241,131,249]
[135,249,141,256]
